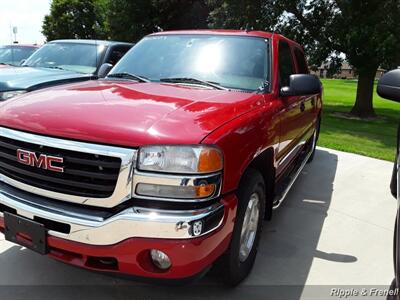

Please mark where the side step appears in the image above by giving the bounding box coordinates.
[272,144,313,209]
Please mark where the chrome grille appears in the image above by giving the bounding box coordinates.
[0,127,137,208]
[0,135,121,198]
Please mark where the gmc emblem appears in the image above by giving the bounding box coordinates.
[16,149,64,173]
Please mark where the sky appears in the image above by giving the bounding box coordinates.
[0,0,50,45]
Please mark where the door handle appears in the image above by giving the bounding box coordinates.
[300,102,305,112]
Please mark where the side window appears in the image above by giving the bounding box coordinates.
[294,48,309,74]
[278,41,295,87]
[106,45,132,66]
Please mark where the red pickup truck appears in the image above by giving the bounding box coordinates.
[0,30,322,285]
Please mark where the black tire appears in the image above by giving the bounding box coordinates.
[219,168,266,286]
[307,116,321,163]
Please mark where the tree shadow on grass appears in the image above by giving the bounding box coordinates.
[321,104,398,152]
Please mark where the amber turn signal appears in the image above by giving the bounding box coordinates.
[198,148,223,173]
[195,184,216,198]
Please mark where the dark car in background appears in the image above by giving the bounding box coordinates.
[377,69,400,300]
[0,39,133,101]
[0,44,39,67]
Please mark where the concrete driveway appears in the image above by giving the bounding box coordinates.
[0,148,396,300]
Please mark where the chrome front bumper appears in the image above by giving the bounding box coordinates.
[0,182,225,246]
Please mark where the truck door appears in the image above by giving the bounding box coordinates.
[293,47,317,142]
[277,40,305,170]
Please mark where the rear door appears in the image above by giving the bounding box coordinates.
[293,47,317,138]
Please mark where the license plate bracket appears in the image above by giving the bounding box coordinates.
[4,212,48,255]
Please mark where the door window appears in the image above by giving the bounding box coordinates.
[294,48,309,74]
[107,45,132,66]
[278,41,295,87]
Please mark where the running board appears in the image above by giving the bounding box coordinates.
[272,147,312,209]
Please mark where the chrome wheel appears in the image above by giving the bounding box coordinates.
[239,193,260,262]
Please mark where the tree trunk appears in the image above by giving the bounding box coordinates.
[350,68,377,118]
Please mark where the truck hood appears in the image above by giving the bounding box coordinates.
[0,67,92,92]
[0,80,265,147]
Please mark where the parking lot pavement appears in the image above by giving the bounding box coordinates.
[0,147,396,300]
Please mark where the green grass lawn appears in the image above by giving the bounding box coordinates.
[319,79,399,161]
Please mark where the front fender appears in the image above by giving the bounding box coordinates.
[201,101,281,194]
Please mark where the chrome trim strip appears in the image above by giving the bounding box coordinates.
[0,185,225,244]
[132,170,222,202]
[278,125,314,167]
[0,127,137,208]
[278,140,306,167]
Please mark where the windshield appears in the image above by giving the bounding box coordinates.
[0,46,37,66]
[23,42,105,74]
[109,35,269,91]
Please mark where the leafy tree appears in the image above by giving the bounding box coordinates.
[42,0,108,41]
[105,0,209,42]
[152,0,209,30]
[105,0,156,42]
[207,0,265,29]
[209,0,400,118]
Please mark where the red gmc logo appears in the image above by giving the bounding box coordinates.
[16,149,64,173]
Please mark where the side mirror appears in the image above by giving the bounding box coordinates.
[97,63,113,78]
[280,74,322,97]
[377,69,400,102]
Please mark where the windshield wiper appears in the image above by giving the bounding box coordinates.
[107,72,150,83]
[159,77,228,90]
[44,66,67,71]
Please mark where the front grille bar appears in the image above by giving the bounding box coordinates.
[0,127,137,208]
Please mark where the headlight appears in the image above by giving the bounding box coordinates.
[0,90,27,100]
[135,145,223,200]
[138,145,223,174]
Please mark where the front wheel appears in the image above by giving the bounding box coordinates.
[219,168,266,286]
